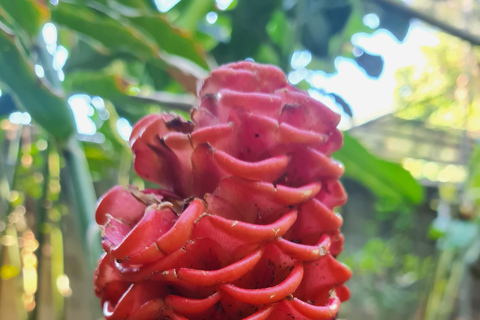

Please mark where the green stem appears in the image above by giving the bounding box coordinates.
[30,138,51,320]
[438,258,464,320]
[5,225,27,320]
[117,146,132,187]
[50,227,65,320]
[62,137,101,270]
[424,249,455,320]
[0,125,23,309]
[5,125,22,189]
[36,34,100,270]
[0,129,9,223]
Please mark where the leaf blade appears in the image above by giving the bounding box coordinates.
[335,132,424,206]
[0,24,76,140]
[129,14,209,69]
[0,0,50,37]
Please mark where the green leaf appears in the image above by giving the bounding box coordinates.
[335,132,424,206]
[0,24,75,140]
[212,0,281,64]
[51,2,158,60]
[52,3,206,93]
[110,0,152,10]
[144,61,172,90]
[64,70,195,121]
[63,71,149,123]
[266,10,293,55]
[128,14,209,69]
[0,0,49,37]
[174,0,213,32]
[63,39,136,74]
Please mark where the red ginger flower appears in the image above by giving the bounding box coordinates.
[94,61,351,320]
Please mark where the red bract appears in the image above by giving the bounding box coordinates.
[94,61,351,320]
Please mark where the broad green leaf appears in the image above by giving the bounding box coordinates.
[255,43,280,66]
[51,2,158,60]
[83,143,115,180]
[64,71,138,107]
[63,71,149,123]
[128,14,209,69]
[145,61,173,90]
[52,3,206,93]
[64,71,194,120]
[0,0,49,37]
[174,0,213,31]
[110,0,152,9]
[266,10,293,56]
[63,70,142,108]
[63,39,136,74]
[212,0,280,64]
[335,132,424,206]
[0,24,75,140]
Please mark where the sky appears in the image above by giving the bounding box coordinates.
[333,22,438,127]
[289,20,439,129]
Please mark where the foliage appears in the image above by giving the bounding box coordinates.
[0,24,75,140]
[395,33,480,133]
[336,132,423,211]
[393,26,480,320]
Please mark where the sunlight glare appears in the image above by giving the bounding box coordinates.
[42,23,57,45]
[206,12,218,24]
[35,65,45,78]
[155,0,180,12]
[9,112,32,125]
[53,46,68,71]
[290,50,312,70]
[42,23,57,55]
[216,0,234,10]
[57,70,65,82]
[68,95,97,135]
[116,118,132,141]
[308,89,351,130]
[307,22,439,125]
[363,13,380,29]
[92,96,110,120]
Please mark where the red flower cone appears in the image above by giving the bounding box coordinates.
[94,61,351,320]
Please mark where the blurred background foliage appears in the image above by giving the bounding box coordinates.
[0,0,479,319]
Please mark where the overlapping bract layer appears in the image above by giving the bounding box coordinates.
[95,61,351,320]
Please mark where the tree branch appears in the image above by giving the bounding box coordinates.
[369,0,480,46]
